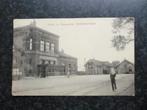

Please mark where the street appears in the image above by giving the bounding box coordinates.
[12,74,134,96]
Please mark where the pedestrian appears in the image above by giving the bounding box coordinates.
[67,67,70,78]
[110,67,117,91]
[67,64,71,78]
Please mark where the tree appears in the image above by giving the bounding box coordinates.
[112,17,134,50]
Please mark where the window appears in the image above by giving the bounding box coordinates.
[40,40,44,51]
[29,59,32,65]
[41,60,45,64]
[51,43,55,52]
[69,64,71,68]
[48,60,51,64]
[88,65,93,69]
[46,42,50,52]
[50,60,53,65]
[21,60,23,65]
[53,61,56,65]
[29,38,32,50]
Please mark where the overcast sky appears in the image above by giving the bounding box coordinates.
[14,18,134,71]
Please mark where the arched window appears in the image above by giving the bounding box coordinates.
[46,42,50,52]
[51,43,55,52]
[53,61,56,65]
[29,38,32,50]
[40,40,44,51]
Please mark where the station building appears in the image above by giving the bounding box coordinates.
[13,21,77,77]
[84,59,112,75]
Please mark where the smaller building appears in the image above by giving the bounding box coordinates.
[115,60,134,74]
[85,59,112,75]
[58,51,77,75]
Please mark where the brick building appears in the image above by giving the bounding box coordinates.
[13,21,77,77]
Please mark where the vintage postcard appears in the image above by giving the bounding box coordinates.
[12,18,134,96]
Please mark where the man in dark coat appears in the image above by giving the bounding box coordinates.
[110,67,117,91]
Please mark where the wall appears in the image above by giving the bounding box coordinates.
[58,56,77,74]
[116,61,134,74]
[13,26,77,77]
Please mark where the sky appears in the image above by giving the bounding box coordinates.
[14,18,134,71]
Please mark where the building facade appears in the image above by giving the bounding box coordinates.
[13,22,77,77]
[85,59,112,75]
[115,60,134,74]
[84,59,134,75]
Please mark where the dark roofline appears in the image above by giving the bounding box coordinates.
[14,25,59,38]
[34,26,59,38]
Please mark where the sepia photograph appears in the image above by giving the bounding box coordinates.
[12,18,134,96]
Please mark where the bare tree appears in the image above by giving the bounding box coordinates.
[112,17,134,50]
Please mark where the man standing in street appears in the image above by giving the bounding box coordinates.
[67,64,71,78]
[67,67,70,78]
[110,67,117,91]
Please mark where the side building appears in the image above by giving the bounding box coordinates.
[84,59,112,75]
[115,60,134,74]
[84,59,134,75]
[58,51,77,75]
[13,21,77,77]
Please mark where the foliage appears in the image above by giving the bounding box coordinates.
[112,17,134,50]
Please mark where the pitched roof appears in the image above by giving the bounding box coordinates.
[115,59,134,68]
[14,25,59,38]
[85,59,112,66]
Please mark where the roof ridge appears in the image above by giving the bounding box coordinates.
[59,51,77,59]
[14,25,59,38]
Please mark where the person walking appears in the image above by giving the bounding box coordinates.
[67,66,70,78]
[67,64,72,78]
[110,67,117,91]
[67,68,70,78]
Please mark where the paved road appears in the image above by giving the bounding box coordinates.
[12,74,134,96]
